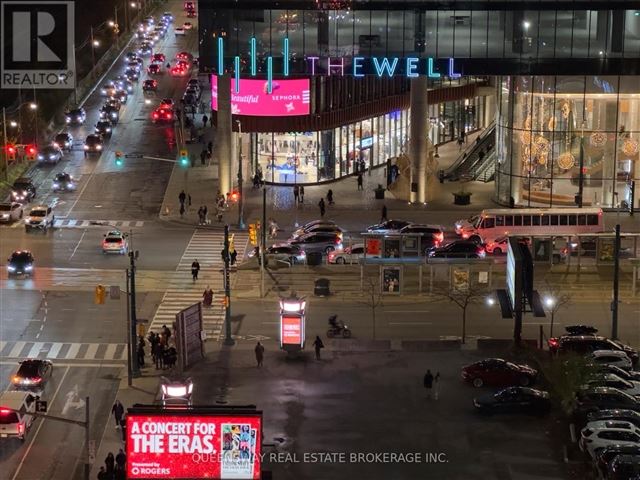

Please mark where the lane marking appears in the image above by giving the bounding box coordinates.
[388,322,432,326]
[11,366,70,480]
[68,229,88,261]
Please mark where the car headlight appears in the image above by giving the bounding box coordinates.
[25,265,33,271]
[0,214,8,219]
[96,145,102,150]
[7,265,16,271]
[49,155,55,160]
[53,183,60,189]
[106,128,111,132]
[84,145,89,150]
[66,118,71,123]
[22,190,27,195]
[67,183,74,188]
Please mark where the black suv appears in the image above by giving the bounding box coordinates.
[574,387,640,416]
[7,250,35,277]
[548,335,639,367]
[11,177,36,203]
[65,108,86,125]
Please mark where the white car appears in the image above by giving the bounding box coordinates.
[586,350,634,370]
[580,423,640,458]
[0,391,38,441]
[583,373,640,396]
[327,244,379,264]
[24,205,55,232]
[0,202,24,223]
[102,231,128,254]
[174,27,185,36]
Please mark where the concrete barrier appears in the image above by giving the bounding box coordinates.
[401,340,462,352]
[476,339,538,350]
[327,339,391,352]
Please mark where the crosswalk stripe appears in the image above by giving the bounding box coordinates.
[0,341,6,353]
[85,343,99,359]
[53,219,146,228]
[104,344,117,359]
[48,343,63,358]
[0,341,127,361]
[8,342,25,358]
[27,342,44,358]
[67,343,81,359]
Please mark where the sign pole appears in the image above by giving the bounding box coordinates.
[612,224,620,340]
[126,269,132,387]
[129,252,140,376]
[84,396,90,480]
[223,225,235,346]
[261,187,266,297]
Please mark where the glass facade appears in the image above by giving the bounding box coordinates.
[495,75,640,208]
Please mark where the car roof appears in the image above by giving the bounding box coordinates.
[29,204,49,210]
[11,250,32,256]
[106,230,124,236]
[591,350,627,357]
[0,390,32,408]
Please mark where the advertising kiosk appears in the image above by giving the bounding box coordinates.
[279,294,306,355]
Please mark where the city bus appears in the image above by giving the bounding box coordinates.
[454,208,604,243]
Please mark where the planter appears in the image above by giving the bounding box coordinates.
[374,188,385,200]
[453,192,472,205]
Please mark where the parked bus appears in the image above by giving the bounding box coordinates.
[454,208,604,243]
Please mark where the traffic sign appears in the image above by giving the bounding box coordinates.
[35,400,47,413]
[124,153,143,159]
[109,285,121,300]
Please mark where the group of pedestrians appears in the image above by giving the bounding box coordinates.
[197,205,209,225]
[317,189,336,217]
[147,327,177,369]
[98,449,127,480]
[292,185,305,204]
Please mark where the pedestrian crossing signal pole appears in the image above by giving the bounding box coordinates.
[129,250,141,376]
[223,224,235,346]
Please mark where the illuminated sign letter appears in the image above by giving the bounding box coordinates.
[307,56,319,76]
[234,56,240,93]
[267,57,273,93]
[406,57,419,78]
[448,58,462,78]
[217,37,224,74]
[372,57,399,77]
[283,37,289,76]
[353,57,365,77]
[327,57,345,76]
[250,37,257,76]
[427,58,441,78]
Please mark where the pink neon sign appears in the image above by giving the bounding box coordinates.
[211,76,310,116]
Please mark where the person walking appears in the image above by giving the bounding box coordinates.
[148,332,158,366]
[202,286,213,307]
[200,149,207,166]
[115,449,126,472]
[423,369,440,399]
[202,114,208,127]
[293,185,299,203]
[327,189,334,205]
[111,400,124,429]
[357,173,363,191]
[318,198,326,217]
[137,336,146,367]
[178,190,186,208]
[254,341,264,367]
[312,336,324,360]
[179,203,186,218]
[197,206,204,225]
[381,205,388,222]
[203,205,208,224]
[299,185,304,203]
[434,371,441,400]
[230,246,238,265]
[153,341,164,369]
[105,453,116,477]
[191,259,200,281]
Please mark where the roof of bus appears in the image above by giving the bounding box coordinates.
[479,208,603,216]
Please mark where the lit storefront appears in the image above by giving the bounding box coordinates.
[495,76,640,208]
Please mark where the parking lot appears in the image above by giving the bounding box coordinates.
[190,347,570,480]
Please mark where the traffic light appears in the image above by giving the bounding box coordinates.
[248,224,257,246]
[221,296,230,308]
[25,145,37,161]
[5,145,16,161]
[115,151,124,166]
[179,149,189,167]
[229,190,239,202]
[94,285,106,304]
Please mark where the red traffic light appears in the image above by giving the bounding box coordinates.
[6,145,16,154]
[230,191,239,202]
[26,145,37,155]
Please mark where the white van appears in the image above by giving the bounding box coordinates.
[0,391,38,441]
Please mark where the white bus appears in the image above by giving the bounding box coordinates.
[454,208,604,243]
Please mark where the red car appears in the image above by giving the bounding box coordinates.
[186,9,196,18]
[152,53,166,63]
[152,107,174,122]
[176,51,193,62]
[170,65,188,77]
[147,63,162,75]
[461,358,537,388]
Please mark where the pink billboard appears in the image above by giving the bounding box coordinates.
[211,76,310,116]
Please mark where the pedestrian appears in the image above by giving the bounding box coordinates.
[230,247,237,265]
[434,371,441,400]
[312,336,324,360]
[120,417,126,442]
[318,198,326,217]
[457,136,464,151]
[148,331,158,364]
[293,185,299,203]
[188,194,192,207]
[197,206,204,225]
[115,449,126,472]
[423,369,440,399]
[327,189,334,205]
[97,466,108,480]
[153,341,164,369]
[381,205,388,222]
[191,259,200,281]
[111,400,124,429]
[137,335,145,367]
[214,205,222,223]
[105,453,115,476]
[178,190,186,207]
[202,114,208,127]
[207,141,213,154]
[202,285,213,307]
[179,203,186,217]
[200,149,207,166]
[254,341,264,367]
[299,185,304,202]
[357,173,363,190]
[203,205,208,224]
[162,324,172,342]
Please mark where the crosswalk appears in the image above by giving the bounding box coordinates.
[0,341,127,362]
[53,219,145,229]
[148,230,249,340]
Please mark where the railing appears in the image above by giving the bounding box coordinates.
[444,121,495,181]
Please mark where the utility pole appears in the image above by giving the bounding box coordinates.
[611,224,621,340]
[577,120,586,207]
[261,187,266,297]
[84,396,91,480]
[129,250,140,376]
[223,225,235,346]
[237,120,245,229]
[2,107,8,181]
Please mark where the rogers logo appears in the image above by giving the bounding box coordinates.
[131,466,171,475]
[131,467,140,475]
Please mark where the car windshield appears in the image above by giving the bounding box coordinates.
[30,210,46,217]
[0,411,19,424]
[0,205,11,211]
[11,253,30,261]
[13,183,30,189]
[17,362,40,377]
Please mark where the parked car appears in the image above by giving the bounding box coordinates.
[427,240,486,259]
[288,232,342,254]
[52,173,76,192]
[64,108,86,125]
[605,453,640,479]
[473,387,551,415]
[587,364,640,382]
[6,250,35,277]
[582,373,640,396]
[11,359,53,391]
[0,202,24,223]
[328,244,377,264]
[548,335,638,367]
[580,423,640,458]
[462,358,537,388]
[291,223,343,240]
[53,132,73,152]
[595,445,640,479]
[24,205,54,232]
[366,219,411,233]
[0,391,38,441]
[84,134,104,156]
[11,177,36,203]
[249,244,307,266]
[587,410,640,429]
[574,387,640,415]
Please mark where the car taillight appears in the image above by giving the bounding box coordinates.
[165,113,171,119]
[0,408,11,415]
[18,423,24,435]
[435,233,444,243]
[153,113,159,119]
[548,338,559,348]
[335,238,341,244]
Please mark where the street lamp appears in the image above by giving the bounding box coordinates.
[544,296,556,337]
[236,120,246,229]
[28,103,37,110]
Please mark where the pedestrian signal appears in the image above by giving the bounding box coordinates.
[94,285,106,304]
[180,149,189,167]
[248,224,257,246]
[115,151,124,166]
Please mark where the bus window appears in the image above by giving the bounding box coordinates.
[587,214,598,225]
[550,215,559,225]
[495,216,504,227]
[514,216,522,226]
[559,215,568,226]
[568,215,577,226]
[578,215,586,225]
[482,218,495,229]
[541,215,550,226]
[532,215,541,226]
[505,215,513,226]
[523,215,532,226]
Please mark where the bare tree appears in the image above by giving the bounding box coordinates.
[540,282,572,338]
[435,283,489,344]
[358,277,383,340]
